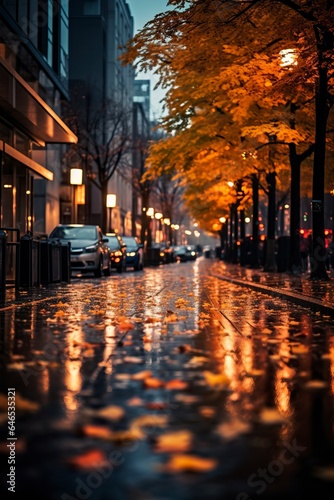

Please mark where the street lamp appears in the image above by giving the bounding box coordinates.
[106,194,116,232]
[70,168,83,223]
[155,212,163,242]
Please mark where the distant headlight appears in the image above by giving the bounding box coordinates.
[85,243,98,253]
[127,251,136,257]
[114,250,122,257]
[191,251,195,256]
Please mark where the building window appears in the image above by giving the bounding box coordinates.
[83,0,101,16]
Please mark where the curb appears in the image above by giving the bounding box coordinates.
[209,271,334,317]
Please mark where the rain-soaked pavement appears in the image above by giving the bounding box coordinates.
[1,257,334,499]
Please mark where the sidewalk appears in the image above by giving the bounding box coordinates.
[207,259,334,316]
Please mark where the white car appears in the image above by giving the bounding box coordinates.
[49,224,111,277]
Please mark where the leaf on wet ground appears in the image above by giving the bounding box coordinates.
[196,406,215,418]
[143,377,165,389]
[261,328,272,335]
[116,317,135,332]
[185,356,210,367]
[160,453,217,473]
[216,420,251,440]
[174,394,200,404]
[132,370,153,380]
[258,408,286,425]
[126,396,144,406]
[123,356,144,364]
[153,429,193,453]
[79,424,114,440]
[66,449,109,470]
[95,405,125,422]
[164,310,179,323]
[290,344,309,355]
[202,371,230,389]
[303,379,328,390]
[165,379,188,390]
[175,298,189,309]
[145,316,161,324]
[130,414,169,438]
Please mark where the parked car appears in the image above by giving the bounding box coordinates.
[121,236,144,271]
[185,244,198,261]
[49,224,111,277]
[173,245,188,262]
[104,232,127,273]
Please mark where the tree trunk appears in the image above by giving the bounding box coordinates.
[250,173,260,269]
[264,171,277,271]
[288,149,302,274]
[310,35,331,280]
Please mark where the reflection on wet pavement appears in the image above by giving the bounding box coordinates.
[0,258,334,499]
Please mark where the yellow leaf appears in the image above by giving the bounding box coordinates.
[162,454,217,473]
[202,371,230,389]
[154,430,193,453]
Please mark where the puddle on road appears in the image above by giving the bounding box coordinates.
[1,261,334,499]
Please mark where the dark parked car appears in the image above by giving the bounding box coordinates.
[185,244,198,260]
[49,224,111,277]
[173,245,188,262]
[104,233,127,273]
[121,236,144,271]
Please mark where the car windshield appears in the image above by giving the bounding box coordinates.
[105,236,120,250]
[122,237,138,249]
[50,226,97,240]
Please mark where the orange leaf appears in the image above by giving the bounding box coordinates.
[143,377,165,389]
[165,379,188,390]
[67,449,109,470]
[80,425,114,440]
[162,454,217,473]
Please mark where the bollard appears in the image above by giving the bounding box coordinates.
[50,239,61,283]
[40,238,51,284]
[0,229,7,301]
[19,232,33,287]
[61,241,71,282]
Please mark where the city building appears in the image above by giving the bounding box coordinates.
[65,0,136,235]
[0,0,77,280]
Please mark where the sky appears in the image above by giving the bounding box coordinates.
[127,0,171,119]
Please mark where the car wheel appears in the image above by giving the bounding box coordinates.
[94,258,103,277]
[116,263,123,273]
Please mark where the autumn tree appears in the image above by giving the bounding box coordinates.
[121,0,334,279]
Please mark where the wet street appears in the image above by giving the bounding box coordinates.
[1,257,334,499]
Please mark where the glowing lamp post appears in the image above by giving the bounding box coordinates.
[106,194,116,232]
[70,168,83,223]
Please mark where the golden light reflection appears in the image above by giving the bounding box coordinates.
[63,326,84,412]
[329,344,334,395]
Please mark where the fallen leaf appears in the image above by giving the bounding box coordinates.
[131,414,169,438]
[67,449,109,470]
[161,454,217,473]
[258,408,286,425]
[132,370,152,380]
[95,405,125,422]
[165,379,188,390]
[143,377,165,389]
[216,420,251,440]
[154,430,193,453]
[202,371,230,389]
[123,356,143,364]
[199,406,216,418]
[80,424,114,440]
